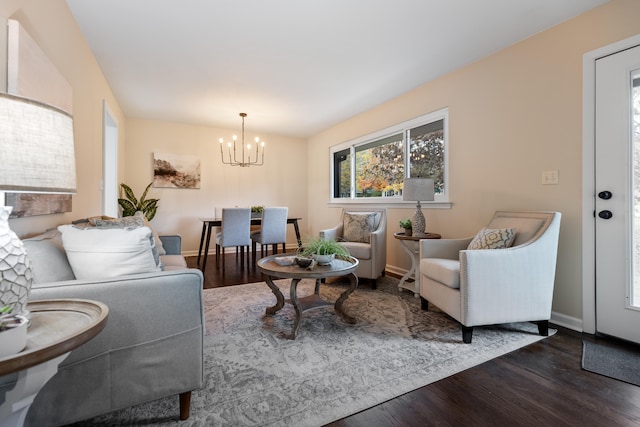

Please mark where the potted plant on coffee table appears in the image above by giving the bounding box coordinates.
[299,236,350,265]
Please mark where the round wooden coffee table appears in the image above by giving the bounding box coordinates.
[257,254,359,339]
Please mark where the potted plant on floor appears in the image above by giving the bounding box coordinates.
[299,236,350,265]
[118,182,159,221]
[399,218,413,236]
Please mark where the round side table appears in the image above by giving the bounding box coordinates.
[393,232,441,297]
[0,299,108,427]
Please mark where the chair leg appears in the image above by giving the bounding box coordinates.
[272,243,277,255]
[536,320,549,336]
[420,297,429,311]
[462,326,473,344]
[252,241,257,263]
[179,391,191,420]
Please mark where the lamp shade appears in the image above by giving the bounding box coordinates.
[402,178,434,202]
[0,92,76,193]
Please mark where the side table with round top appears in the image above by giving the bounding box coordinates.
[0,299,109,427]
[257,254,359,339]
[393,232,441,297]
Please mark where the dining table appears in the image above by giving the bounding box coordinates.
[197,217,302,272]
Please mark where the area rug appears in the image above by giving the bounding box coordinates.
[582,340,640,386]
[71,277,555,427]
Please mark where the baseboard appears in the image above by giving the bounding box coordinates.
[550,311,582,332]
[384,265,408,278]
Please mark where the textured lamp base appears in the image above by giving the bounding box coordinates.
[0,207,33,316]
[413,203,426,235]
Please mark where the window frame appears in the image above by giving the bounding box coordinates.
[329,108,450,207]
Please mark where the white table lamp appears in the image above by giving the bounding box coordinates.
[402,178,434,235]
[0,92,77,317]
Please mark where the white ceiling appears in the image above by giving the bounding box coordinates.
[66,0,608,138]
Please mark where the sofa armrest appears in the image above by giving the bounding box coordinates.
[419,237,472,260]
[160,234,182,255]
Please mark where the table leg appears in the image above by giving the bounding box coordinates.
[201,223,213,273]
[197,222,207,267]
[285,278,303,340]
[292,219,302,248]
[334,273,358,324]
[264,275,284,315]
[397,240,420,297]
[0,353,69,427]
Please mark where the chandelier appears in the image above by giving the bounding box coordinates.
[219,113,265,167]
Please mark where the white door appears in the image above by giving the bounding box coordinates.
[595,45,640,343]
[102,101,119,218]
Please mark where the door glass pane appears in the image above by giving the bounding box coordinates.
[632,69,640,307]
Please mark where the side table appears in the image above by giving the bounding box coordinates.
[393,232,441,297]
[0,299,109,427]
[257,254,359,339]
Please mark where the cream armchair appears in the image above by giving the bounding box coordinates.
[419,211,561,343]
[319,208,387,288]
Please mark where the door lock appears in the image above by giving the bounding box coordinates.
[598,190,613,200]
[598,210,613,219]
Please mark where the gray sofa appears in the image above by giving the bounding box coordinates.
[4,227,204,426]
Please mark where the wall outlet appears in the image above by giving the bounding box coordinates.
[541,170,559,185]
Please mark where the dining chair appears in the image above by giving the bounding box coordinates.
[251,207,288,262]
[215,208,251,271]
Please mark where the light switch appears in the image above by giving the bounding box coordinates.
[541,170,559,185]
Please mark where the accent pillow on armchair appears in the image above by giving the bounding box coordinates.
[342,212,377,243]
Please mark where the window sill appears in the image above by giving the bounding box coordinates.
[328,200,452,210]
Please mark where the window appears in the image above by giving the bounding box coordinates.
[331,108,448,202]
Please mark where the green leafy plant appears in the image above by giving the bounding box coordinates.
[251,206,264,214]
[0,305,16,332]
[300,236,350,258]
[399,218,412,229]
[118,182,159,221]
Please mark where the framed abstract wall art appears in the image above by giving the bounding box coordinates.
[153,152,201,189]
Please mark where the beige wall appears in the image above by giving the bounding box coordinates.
[3,0,640,325]
[124,118,308,254]
[307,0,640,324]
[1,0,126,238]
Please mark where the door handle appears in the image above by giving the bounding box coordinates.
[598,210,613,219]
[598,190,613,200]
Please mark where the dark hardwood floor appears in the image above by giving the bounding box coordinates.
[187,254,640,427]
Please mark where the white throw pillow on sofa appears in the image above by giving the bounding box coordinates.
[58,225,161,280]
